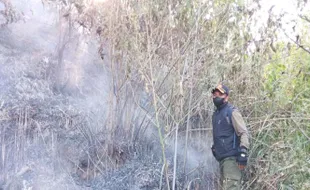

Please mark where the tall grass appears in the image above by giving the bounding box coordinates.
[1,0,309,189]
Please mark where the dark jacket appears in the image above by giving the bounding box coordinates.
[212,103,240,161]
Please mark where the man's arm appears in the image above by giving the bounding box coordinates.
[231,110,250,149]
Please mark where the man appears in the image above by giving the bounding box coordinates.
[211,84,250,190]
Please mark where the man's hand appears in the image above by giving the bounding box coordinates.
[211,145,216,158]
[237,146,248,170]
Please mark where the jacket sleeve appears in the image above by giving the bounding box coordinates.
[231,110,250,149]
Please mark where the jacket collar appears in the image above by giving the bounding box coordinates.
[215,102,228,112]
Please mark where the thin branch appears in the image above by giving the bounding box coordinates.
[299,14,310,23]
[282,28,310,54]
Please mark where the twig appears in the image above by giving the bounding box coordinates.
[187,178,201,190]
[299,14,310,23]
[282,28,310,54]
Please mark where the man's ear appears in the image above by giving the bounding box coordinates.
[224,95,229,102]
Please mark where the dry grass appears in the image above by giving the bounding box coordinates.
[1,0,309,189]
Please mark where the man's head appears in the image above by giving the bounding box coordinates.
[211,84,229,108]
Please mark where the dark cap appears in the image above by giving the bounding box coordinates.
[211,84,229,95]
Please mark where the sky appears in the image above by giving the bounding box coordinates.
[259,0,309,32]
[247,0,310,44]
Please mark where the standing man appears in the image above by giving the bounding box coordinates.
[211,84,250,190]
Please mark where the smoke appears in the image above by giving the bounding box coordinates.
[164,127,219,188]
[0,0,113,189]
[0,0,219,189]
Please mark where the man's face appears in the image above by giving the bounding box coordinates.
[212,90,228,101]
